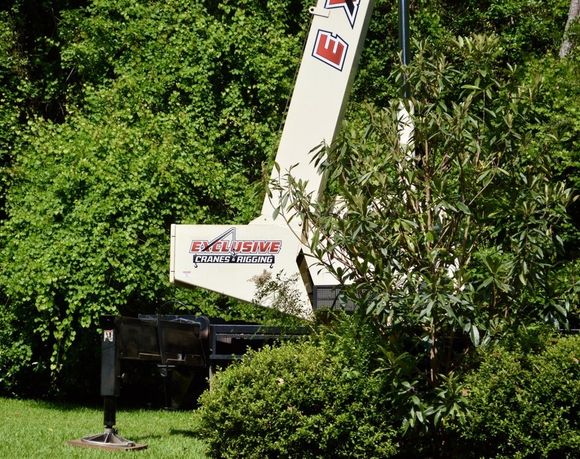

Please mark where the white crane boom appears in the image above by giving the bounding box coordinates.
[170,0,375,318]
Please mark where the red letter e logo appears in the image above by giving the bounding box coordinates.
[312,30,349,71]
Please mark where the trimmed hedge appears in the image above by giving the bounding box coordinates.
[454,332,579,459]
[194,338,398,459]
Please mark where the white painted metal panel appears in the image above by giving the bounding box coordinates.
[257,0,375,227]
[170,224,313,318]
[171,1,375,314]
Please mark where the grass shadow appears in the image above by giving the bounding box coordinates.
[169,428,198,438]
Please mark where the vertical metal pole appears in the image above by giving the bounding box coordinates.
[100,315,119,429]
[103,397,117,430]
[70,316,144,449]
[398,0,411,97]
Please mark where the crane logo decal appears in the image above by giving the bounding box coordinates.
[189,228,281,267]
[312,29,349,71]
[325,0,360,28]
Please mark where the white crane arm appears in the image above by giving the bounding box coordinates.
[170,1,375,318]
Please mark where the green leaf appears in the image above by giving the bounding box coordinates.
[470,325,480,347]
[456,201,471,215]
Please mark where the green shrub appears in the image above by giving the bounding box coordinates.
[454,332,579,458]
[194,332,398,459]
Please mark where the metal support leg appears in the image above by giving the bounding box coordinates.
[103,396,117,430]
[69,316,147,451]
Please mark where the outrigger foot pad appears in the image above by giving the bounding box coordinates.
[68,428,147,451]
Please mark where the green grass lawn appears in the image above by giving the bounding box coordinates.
[0,397,207,458]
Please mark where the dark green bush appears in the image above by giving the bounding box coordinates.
[194,328,398,459]
[453,331,579,458]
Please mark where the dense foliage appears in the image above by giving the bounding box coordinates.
[195,319,399,459]
[0,0,311,395]
[276,33,575,384]
[261,30,577,457]
[197,322,579,459]
[453,330,579,458]
[0,0,577,412]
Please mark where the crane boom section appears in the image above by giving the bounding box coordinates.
[171,1,374,317]
[257,0,374,227]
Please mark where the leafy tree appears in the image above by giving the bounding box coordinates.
[0,12,25,219]
[273,35,575,438]
[0,0,312,395]
[437,0,570,61]
[521,51,580,324]
[353,0,571,105]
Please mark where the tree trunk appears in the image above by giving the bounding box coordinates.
[560,0,580,58]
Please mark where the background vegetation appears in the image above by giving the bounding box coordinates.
[0,1,578,456]
[198,323,578,458]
